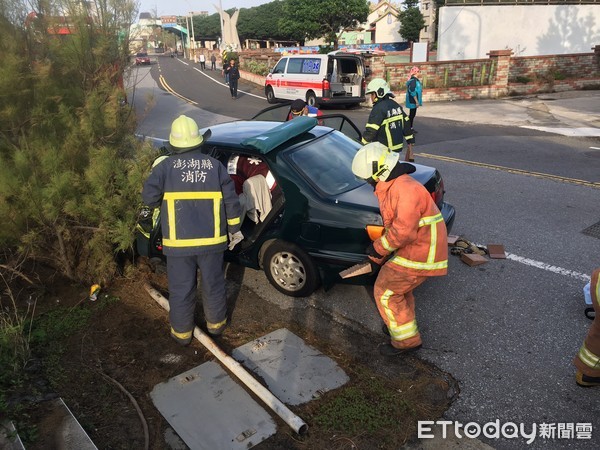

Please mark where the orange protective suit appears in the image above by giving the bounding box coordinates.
[370,174,448,349]
[574,268,600,377]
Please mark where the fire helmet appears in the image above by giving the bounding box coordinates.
[365,78,394,99]
[351,142,399,182]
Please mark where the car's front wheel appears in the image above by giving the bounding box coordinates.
[263,241,320,297]
[265,86,276,104]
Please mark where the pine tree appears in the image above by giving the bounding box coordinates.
[0,1,155,284]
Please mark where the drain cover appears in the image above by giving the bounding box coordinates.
[582,221,600,239]
[232,328,349,406]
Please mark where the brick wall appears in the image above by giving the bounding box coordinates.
[239,45,600,102]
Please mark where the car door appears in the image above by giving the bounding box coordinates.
[268,58,287,99]
[251,104,363,142]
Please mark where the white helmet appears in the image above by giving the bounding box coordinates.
[352,142,399,182]
[365,78,394,99]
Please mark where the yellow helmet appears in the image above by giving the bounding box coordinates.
[169,115,204,151]
[351,142,399,182]
[365,78,394,99]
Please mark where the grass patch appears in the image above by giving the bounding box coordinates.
[314,379,414,434]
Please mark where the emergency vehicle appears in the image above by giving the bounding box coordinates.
[264,52,367,107]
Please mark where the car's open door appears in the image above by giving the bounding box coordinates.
[251,104,363,142]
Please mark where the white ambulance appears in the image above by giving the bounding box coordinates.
[264,52,368,107]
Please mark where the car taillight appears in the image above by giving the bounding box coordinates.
[362,78,366,94]
[322,79,330,98]
[431,178,445,208]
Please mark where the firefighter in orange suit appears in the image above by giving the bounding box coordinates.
[574,268,600,387]
[351,142,448,356]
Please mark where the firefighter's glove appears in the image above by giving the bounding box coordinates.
[138,206,152,220]
[366,242,384,259]
[228,231,244,250]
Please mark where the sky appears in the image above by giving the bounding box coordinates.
[138,0,274,17]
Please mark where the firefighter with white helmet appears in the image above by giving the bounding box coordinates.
[362,78,415,162]
[142,115,243,345]
[352,142,448,356]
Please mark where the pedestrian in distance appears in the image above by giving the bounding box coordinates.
[141,115,243,346]
[224,59,240,99]
[362,78,416,162]
[210,53,217,70]
[573,267,600,387]
[351,142,448,356]
[287,99,323,121]
[199,53,206,70]
[405,66,423,133]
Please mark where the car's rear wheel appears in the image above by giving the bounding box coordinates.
[266,86,276,104]
[306,91,317,107]
[263,241,320,297]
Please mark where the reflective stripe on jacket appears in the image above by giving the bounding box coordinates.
[372,174,448,277]
[362,96,414,151]
[141,149,241,256]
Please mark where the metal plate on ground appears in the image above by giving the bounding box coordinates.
[582,220,600,239]
[232,328,349,406]
[150,361,276,450]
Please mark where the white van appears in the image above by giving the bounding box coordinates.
[264,52,367,107]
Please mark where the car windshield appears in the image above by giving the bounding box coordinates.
[137,53,147,57]
[286,131,364,196]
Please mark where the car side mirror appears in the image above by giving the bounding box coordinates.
[269,68,274,74]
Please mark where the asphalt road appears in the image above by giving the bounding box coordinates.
[130,54,600,449]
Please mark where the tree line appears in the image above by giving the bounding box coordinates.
[190,0,425,46]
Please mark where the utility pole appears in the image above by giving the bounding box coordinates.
[185,15,191,59]
[219,0,225,50]
[189,13,196,57]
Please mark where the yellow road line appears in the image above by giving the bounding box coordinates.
[159,75,198,105]
[417,153,600,189]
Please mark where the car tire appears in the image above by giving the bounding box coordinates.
[263,241,320,297]
[306,91,317,107]
[266,86,276,104]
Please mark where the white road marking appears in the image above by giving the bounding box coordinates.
[506,253,590,281]
[522,126,600,137]
[175,56,265,99]
[590,146,600,150]
[192,67,265,99]
[473,243,591,281]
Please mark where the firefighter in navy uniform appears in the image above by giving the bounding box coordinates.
[142,115,242,345]
[362,78,416,162]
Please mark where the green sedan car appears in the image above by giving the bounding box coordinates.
[137,111,455,297]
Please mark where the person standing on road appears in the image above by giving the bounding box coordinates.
[405,66,422,132]
[351,142,448,356]
[574,267,600,387]
[142,115,243,345]
[210,53,216,70]
[224,59,240,99]
[199,53,206,70]
[362,78,416,162]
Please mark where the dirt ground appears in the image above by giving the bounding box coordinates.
[12,259,458,450]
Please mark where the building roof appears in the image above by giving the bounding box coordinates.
[139,12,153,20]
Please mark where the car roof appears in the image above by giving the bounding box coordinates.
[202,117,331,155]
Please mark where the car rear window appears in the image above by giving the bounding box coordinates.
[286,131,364,196]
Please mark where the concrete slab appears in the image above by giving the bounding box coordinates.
[232,328,349,406]
[150,361,276,450]
[35,398,97,449]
